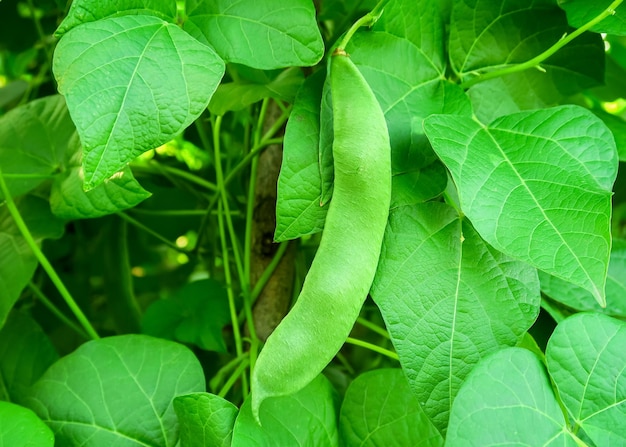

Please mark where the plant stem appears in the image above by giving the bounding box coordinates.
[28,282,89,339]
[356,317,390,339]
[336,0,386,51]
[461,0,624,89]
[0,168,99,340]
[345,337,399,360]
[116,211,189,253]
[218,357,250,398]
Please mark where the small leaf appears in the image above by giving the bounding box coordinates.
[26,334,205,446]
[232,374,339,446]
[371,202,540,432]
[424,106,618,306]
[50,166,151,219]
[53,15,225,189]
[0,401,54,447]
[0,311,59,404]
[185,0,323,69]
[446,348,579,446]
[174,393,238,447]
[546,313,626,444]
[339,369,443,447]
[558,0,626,35]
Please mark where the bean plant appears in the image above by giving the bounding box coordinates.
[0,0,625,446]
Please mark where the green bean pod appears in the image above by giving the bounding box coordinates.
[251,49,391,421]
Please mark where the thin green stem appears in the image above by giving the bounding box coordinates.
[137,161,217,191]
[116,211,189,253]
[218,357,251,399]
[250,241,290,303]
[356,317,390,339]
[345,337,399,361]
[336,0,387,51]
[26,0,54,66]
[461,0,624,89]
[28,282,89,339]
[0,168,99,340]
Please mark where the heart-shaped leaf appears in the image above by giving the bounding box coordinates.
[53,15,225,189]
[174,393,238,447]
[424,105,618,306]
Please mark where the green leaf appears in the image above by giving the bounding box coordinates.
[540,239,626,317]
[209,67,304,116]
[55,0,178,36]
[0,401,54,446]
[0,95,79,199]
[446,348,579,446]
[423,106,618,306]
[141,279,231,352]
[53,15,225,190]
[0,311,59,404]
[339,369,443,446]
[231,374,339,446]
[185,0,323,69]
[26,334,205,446]
[593,108,626,162]
[174,393,238,447]
[0,196,65,328]
[275,70,327,241]
[450,1,604,121]
[546,313,626,444]
[558,0,626,35]
[50,166,151,219]
[371,202,540,432]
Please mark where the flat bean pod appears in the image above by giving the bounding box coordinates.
[251,49,391,421]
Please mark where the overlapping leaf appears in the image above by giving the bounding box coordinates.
[26,335,205,446]
[424,106,618,306]
[0,401,54,447]
[185,0,323,69]
[174,393,238,447]
[558,0,626,35]
[53,15,225,189]
[371,202,540,432]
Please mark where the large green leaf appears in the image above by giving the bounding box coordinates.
[26,335,205,446]
[231,374,339,446]
[449,0,604,121]
[0,401,54,446]
[446,348,580,446]
[0,95,79,199]
[371,202,540,432]
[339,369,443,446]
[424,106,618,306]
[174,393,238,447]
[53,14,225,189]
[546,313,626,444]
[0,196,65,328]
[558,0,626,35]
[185,0,323,69]
[50,166,151,219]
[0,311,59,404]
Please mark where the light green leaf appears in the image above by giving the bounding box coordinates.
[0,401,54,447]
[55,0,177,36]
[275,70,327,242]
[232,374,339,446]
[446,348,579,446]
[424,106,618,306]
[185,0,323,69]
[26,334,205,446]
[558,0,626,35]
[371,202,540,432]
[0,196,65,328]
[141,279,231,352]
[0,95,79,199]
[339,369,443,447]
[547,313,626,444]
[0,311,59,404]
[50,166,151,219]
[540,239,626,317]
[174,393,237,447]
[53,15,225,190]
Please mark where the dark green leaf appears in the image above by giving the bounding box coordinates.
[558,0,626,35]
[174,393,237,447]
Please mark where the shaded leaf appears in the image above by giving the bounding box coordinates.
[26,334,205,447]
[174,393,237,447]
[53,15,225,189]
[558,0,626,35]
[0,401,54,447]
[232,374,339,446]
[50,166,151,219]
[546,313,626,444]
[185,0,323,69]
[424,106,618,306]
[446,348,579,446]
[339,369,443,446]
[371,202,540,432]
